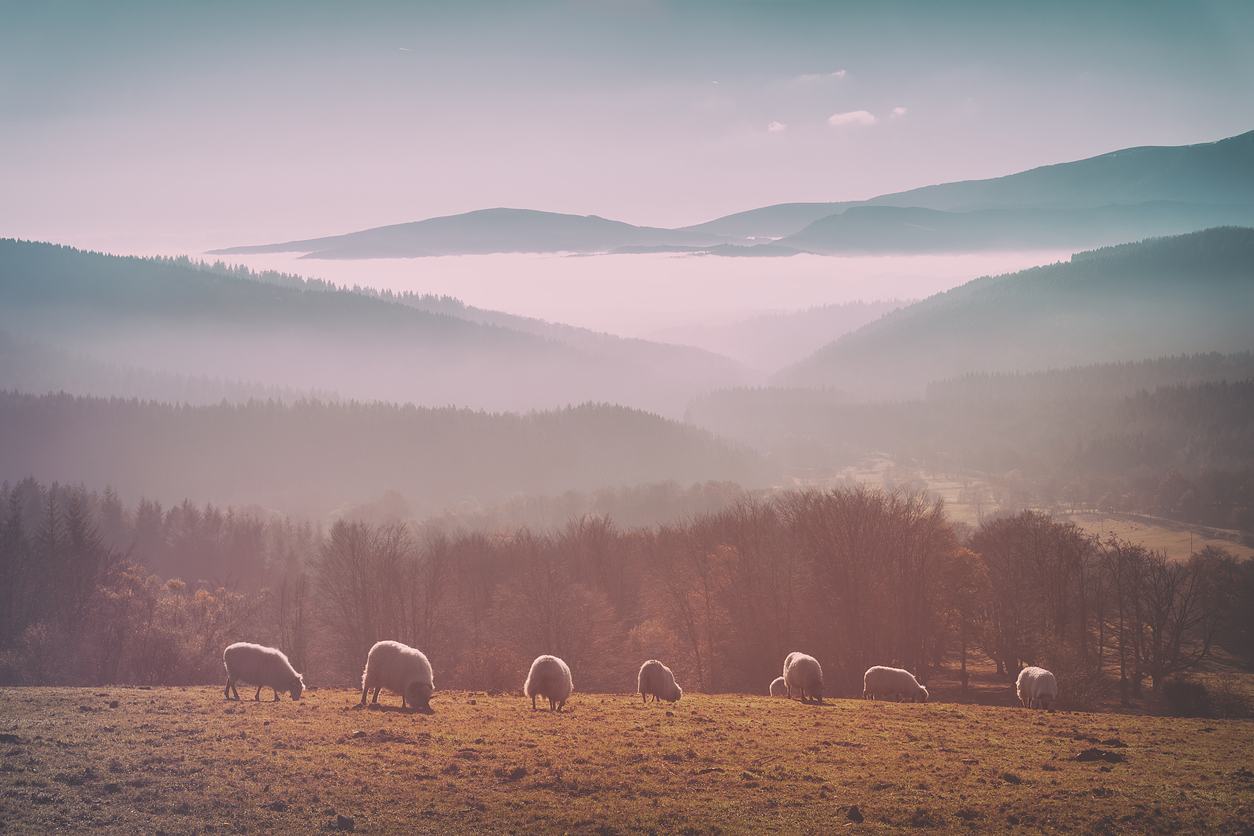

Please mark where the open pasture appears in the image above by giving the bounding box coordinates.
[0,686,1251,835]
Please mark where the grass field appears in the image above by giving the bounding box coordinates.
[1,686,1252,835]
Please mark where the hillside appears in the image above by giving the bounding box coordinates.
[0,392,773,518]
[0,240,751,416]
[774,228,1254,399]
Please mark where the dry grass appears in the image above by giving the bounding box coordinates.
[1,686,1252,834]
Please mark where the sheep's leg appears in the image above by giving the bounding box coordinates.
[272,688,281,702]
[371,687,381,704]
[360,685,369,705]
[254,685,263,701]
[531,694,537,710]
[225,679,237,700]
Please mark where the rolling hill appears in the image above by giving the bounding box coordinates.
[0,239,751,417]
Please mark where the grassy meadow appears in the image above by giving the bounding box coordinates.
[1,685,1252,835]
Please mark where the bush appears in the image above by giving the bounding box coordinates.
[1161,677,1211,718]
[1205,675,1252,719]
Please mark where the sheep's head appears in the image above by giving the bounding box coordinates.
[289,675,305,701]
[407,680,434,711]
[916,685,929,703]
[668,683,683,703]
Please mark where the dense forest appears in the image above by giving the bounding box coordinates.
[2,478,1250,719]
[690,354,1254,533]
[0,391,773,519]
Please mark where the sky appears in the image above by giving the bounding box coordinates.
[1,0,1252,258]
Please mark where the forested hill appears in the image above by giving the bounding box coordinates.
[774,227,1254,399]
[0,392,774,519]
[0,239,527,348]
[0,239,750,416]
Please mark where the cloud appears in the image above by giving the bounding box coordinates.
[768,121,787,132]
[791,70,846,84]
[827,110,878,127]
[890,107,907,118]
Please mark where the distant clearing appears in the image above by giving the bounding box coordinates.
[1,687,1251,834]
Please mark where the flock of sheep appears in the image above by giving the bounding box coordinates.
[222,641,1057,712]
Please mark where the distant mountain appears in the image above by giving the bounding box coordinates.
[209,207,731,259]
[0,392,774,519]
[675,202,858,240]
[772,227,1254,399]
[209,130,1254,258]
[781,201,1254,254]
[0,239,751,417]
[858,129,1254,212]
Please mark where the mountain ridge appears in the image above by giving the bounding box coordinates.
[207,130,1254,258]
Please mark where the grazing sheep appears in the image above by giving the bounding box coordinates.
[524,655,573,712]
[360,640,434,710]
[223,642,304,702]
[1016,666,1058,710]
[637,659,682,704]
[862,666,929,702]
[769,676,788,697]
[783,652,824,703]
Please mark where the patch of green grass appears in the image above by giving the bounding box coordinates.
[0,686,1251,834]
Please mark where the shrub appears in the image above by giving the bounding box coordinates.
[1161,678,1211,718]
[1205,675,1252,720]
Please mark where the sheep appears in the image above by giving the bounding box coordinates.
[524,655,573,712]
[862,666,929,703]
[782,651,824,703]
[769,676,788,697]
[1016,666,1058,710]
[223,642,304,702]
[360,640,434,711]
[637,659,682,704]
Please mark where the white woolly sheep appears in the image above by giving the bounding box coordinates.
[637,659,682,704]
[769,676,788,697]
[1016,666,1057,710]
[862,666,929,702]
[223,642,304,702]
[360,640,435,711]
[524,655,573,712]
[783,652,824,703]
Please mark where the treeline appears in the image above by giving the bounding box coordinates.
[0,239,520,346]
[3,477,1250,716]
[0,391,772,519]
[689,358,1254,531]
